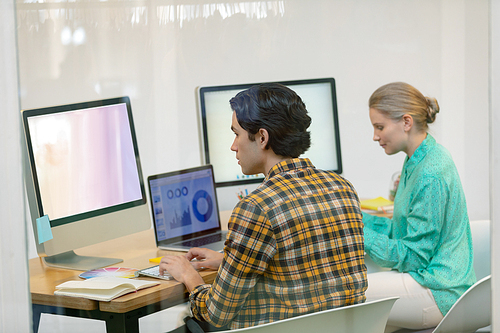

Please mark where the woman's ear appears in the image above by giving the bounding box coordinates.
[402,114,413,132]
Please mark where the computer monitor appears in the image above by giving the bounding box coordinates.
[198,78,342,187]
[21,96,150,270]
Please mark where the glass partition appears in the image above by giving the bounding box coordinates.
[10,0,491,332]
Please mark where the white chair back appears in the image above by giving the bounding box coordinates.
[217,297,398,333]
[432,275,491,333]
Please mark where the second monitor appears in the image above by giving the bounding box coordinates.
[198,78,342,187]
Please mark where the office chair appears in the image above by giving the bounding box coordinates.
[430,275,491,333]
[210,297,399,333]
[395,219,492,333]
[395,275,491,333]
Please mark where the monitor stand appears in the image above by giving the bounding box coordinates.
[42,250,123,271]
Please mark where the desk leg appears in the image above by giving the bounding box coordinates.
[100,311,140,333]
[99,299,186,333]
[32,303,48,333]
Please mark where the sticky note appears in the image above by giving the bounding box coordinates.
[149,256,163,264]
[36,215,53,244]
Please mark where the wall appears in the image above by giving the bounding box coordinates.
[15,1,490,260]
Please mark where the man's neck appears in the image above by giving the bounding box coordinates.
[263,155,293,176]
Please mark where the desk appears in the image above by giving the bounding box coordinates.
[30,210,383,332]
[30,228,218,333]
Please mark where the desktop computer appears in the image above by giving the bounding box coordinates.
[21,96,150,270]
[197,77,342,188]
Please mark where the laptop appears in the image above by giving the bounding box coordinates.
[147,165,227,252]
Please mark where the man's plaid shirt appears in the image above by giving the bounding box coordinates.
[189,158,367,329]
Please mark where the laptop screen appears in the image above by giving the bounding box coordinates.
[148,165,221,244]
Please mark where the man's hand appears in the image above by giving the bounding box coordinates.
[159,255,204,292]
[186,247,224,270]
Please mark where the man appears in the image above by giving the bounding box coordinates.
[160,83,367,331]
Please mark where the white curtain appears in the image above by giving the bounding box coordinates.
[0,0,31,332]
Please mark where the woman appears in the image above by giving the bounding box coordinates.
[363,82,476,332]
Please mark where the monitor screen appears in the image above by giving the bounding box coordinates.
[198,78,342,187]
[22,97,150,270]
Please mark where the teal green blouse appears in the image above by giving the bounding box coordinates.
[363,134,476,315]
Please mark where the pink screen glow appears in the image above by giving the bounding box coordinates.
[28,103,142,221]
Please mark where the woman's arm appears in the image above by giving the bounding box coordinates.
[364,176,446,271]
[362,212,392,236]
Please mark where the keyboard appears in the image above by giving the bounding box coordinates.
[135,265,173,280]
[180,233,222,248]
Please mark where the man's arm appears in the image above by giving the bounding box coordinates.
[159,248,224,292]
[159,255,204,292]
[189,202,276,328]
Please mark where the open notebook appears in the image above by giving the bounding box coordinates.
[148,165,227,252]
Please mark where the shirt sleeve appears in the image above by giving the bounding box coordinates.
[362,212,392,236]
[188,199,276,327]
[364,175,445,271]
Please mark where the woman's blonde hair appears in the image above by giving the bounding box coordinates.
[369,82,439,132]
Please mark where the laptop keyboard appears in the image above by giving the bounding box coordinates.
[180,233,222,248]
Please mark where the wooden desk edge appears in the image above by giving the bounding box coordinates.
[99,271,218,313]
[31,271,218,313]
[31,292,99,311]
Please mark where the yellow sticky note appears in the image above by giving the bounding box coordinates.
[149,256,163,264]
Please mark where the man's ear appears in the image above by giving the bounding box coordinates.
[258,128,269,149]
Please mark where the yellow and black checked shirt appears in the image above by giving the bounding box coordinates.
[189,158,367,329]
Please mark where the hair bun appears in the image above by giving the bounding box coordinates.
[425,97,439,123]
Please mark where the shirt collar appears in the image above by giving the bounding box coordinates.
[404,133,436,170]
[266,158,315,180]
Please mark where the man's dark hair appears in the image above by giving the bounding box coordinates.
[229,83,311,158]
